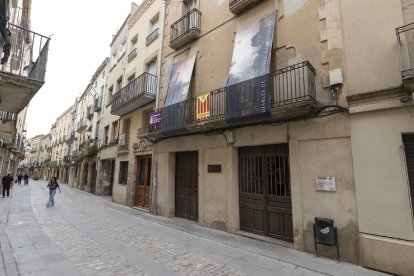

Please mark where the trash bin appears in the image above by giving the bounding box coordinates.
[313,217,339,261]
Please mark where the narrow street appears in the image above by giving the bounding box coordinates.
[0,181,386,276]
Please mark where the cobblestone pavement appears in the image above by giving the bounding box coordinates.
[0,181,388,275]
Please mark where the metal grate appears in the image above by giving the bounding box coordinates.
[240,155,263,194]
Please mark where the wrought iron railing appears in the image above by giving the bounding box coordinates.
[1,24,50,82]
[49,161,58,167]
[171,9,201,45]
[128,48,137,62]
[397,22,414,79]
[76,118,87,132]
[111,72,157,112]
[87,105,94,118]
[144,61,317,135]
[66,130,76,141]
[0,111,17,121]
[118,132,130,151]
[146,28,159,46]
[63,155,71,163]
[94,97,102,111]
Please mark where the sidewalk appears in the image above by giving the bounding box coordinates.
[0,184,81,276]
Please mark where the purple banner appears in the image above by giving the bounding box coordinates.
[150,110,163,126]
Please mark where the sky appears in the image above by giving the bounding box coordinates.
[26,0,143,138]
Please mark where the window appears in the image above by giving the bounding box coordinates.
[116,77,123,91]
[102,70,105,78]
[95,121,100,140]
[107,86,114,104]
[118,41,126,59]
[104,126,109,145]
[111,121,118,143]
[110,52,116,67]
[147,59,157,76]
[119,161,128,184]
[150,16,159,32]
[402,134,414,215]
[130,35,138,50]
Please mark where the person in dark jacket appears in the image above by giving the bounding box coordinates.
[17,173,22,185]
[46,177,61,207]
[23,173,29,185]
[2,172,13,198]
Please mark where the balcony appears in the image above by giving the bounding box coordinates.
[65,131,76,144]
[229,0,264,15]
[111,72,157,116]
[87,105,94,119]
[170,9,201,50]
[49,161,58,167]
[141,61,318,138]
[146,28,159,46]
[397,22,414,90]
[0,24,50,114]
[128,48,138,62]
[76,118,87,132]
[94,97,102,111]
[71,150,83,162]
[118,132,130,153]
[0,111,17,122]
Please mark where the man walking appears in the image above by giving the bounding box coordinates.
[2,172,13,198]
[17,173,22,185]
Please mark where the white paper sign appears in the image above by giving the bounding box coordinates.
[315,177,336,191]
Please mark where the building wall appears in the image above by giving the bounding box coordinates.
[350,107,414,275]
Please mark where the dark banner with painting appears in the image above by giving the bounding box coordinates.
[226,12,276,121]
[162,55,196,135]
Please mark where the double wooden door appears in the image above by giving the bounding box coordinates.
[135,156,152,208]
[175,151,198,221]
[239,144,293,242]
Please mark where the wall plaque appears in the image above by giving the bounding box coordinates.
[208,164,221,173]
[315,177,336,192]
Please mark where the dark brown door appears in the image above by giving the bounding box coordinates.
[175,151,198,221]
[135,156,152,208]
[91,162,97,194]
[239,144,293,242]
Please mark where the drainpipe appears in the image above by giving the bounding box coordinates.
[150,0,166,215]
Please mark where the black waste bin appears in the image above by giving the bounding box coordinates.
[313,217,339,261]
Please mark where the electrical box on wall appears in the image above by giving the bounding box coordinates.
[329,68,343,86]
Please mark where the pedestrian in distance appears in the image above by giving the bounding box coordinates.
[2,172,13,198]
[17,173,22,185]
[23,173,29,185]
[46,177,61,207]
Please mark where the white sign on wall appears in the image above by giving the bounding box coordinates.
[315,177,336,192]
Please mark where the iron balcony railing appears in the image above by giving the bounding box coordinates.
[94,97,102,111]
[87,105,94,118]
[0,111,17,121]
[118,132,130,151]
[397,22,414,79]
[49,161,58,167]
[76,118,87,132]
[63,155,71,163]
[128,48,138,62]
[146,28,159,46]
[1,23,50,82]
[229,0,264,14]
[144,61,316,135]
[111,72,157,112]
[66,130,76,142]
[170,9,201,47]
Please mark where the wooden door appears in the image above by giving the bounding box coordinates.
[135,156,152,208]
[239,144,293,242]
[175,151,198,221]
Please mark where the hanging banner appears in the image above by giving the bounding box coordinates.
[149,110,163,126]
[164,55,197,106]
[226,12,276,121]
[196,93,210,121]
[162,55,196,135]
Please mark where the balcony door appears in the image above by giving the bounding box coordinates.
[135,155,152,208]
[184,0,196,30]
